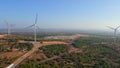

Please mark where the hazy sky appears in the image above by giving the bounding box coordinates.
[0,0,120,30]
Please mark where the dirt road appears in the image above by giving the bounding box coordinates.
[6,41,69,68]
[6,42,42,68]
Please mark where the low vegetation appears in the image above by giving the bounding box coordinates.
[19,37,120,68]
[39,44,68,58]
[16,43,33,51]
[0,38,33,67]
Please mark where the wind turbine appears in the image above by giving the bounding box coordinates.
[27,13,38,42]
[107,25,120,42]
[5,20,14,36]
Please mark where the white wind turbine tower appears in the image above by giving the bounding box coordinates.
[5,21,14,36]
[107,25,120,43]
[27,14,38,42]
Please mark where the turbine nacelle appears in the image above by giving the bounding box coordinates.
[107,25,120,31]
[26,13,39,42]
[107,25,120,42]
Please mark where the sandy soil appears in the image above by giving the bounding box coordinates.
[0,51,23,58]
[44,34,89,40]
[0,34,7,38]
[42,41,69,45]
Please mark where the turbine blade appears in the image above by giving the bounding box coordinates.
[4,20,15,27]
[25,24,35,29]
[116,25,120,29]
[107,26,115,30]
[35,13,38,24]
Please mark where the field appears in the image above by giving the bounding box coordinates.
[18,36,120,68]
[0,33,84,67]
[0,33,120,68]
